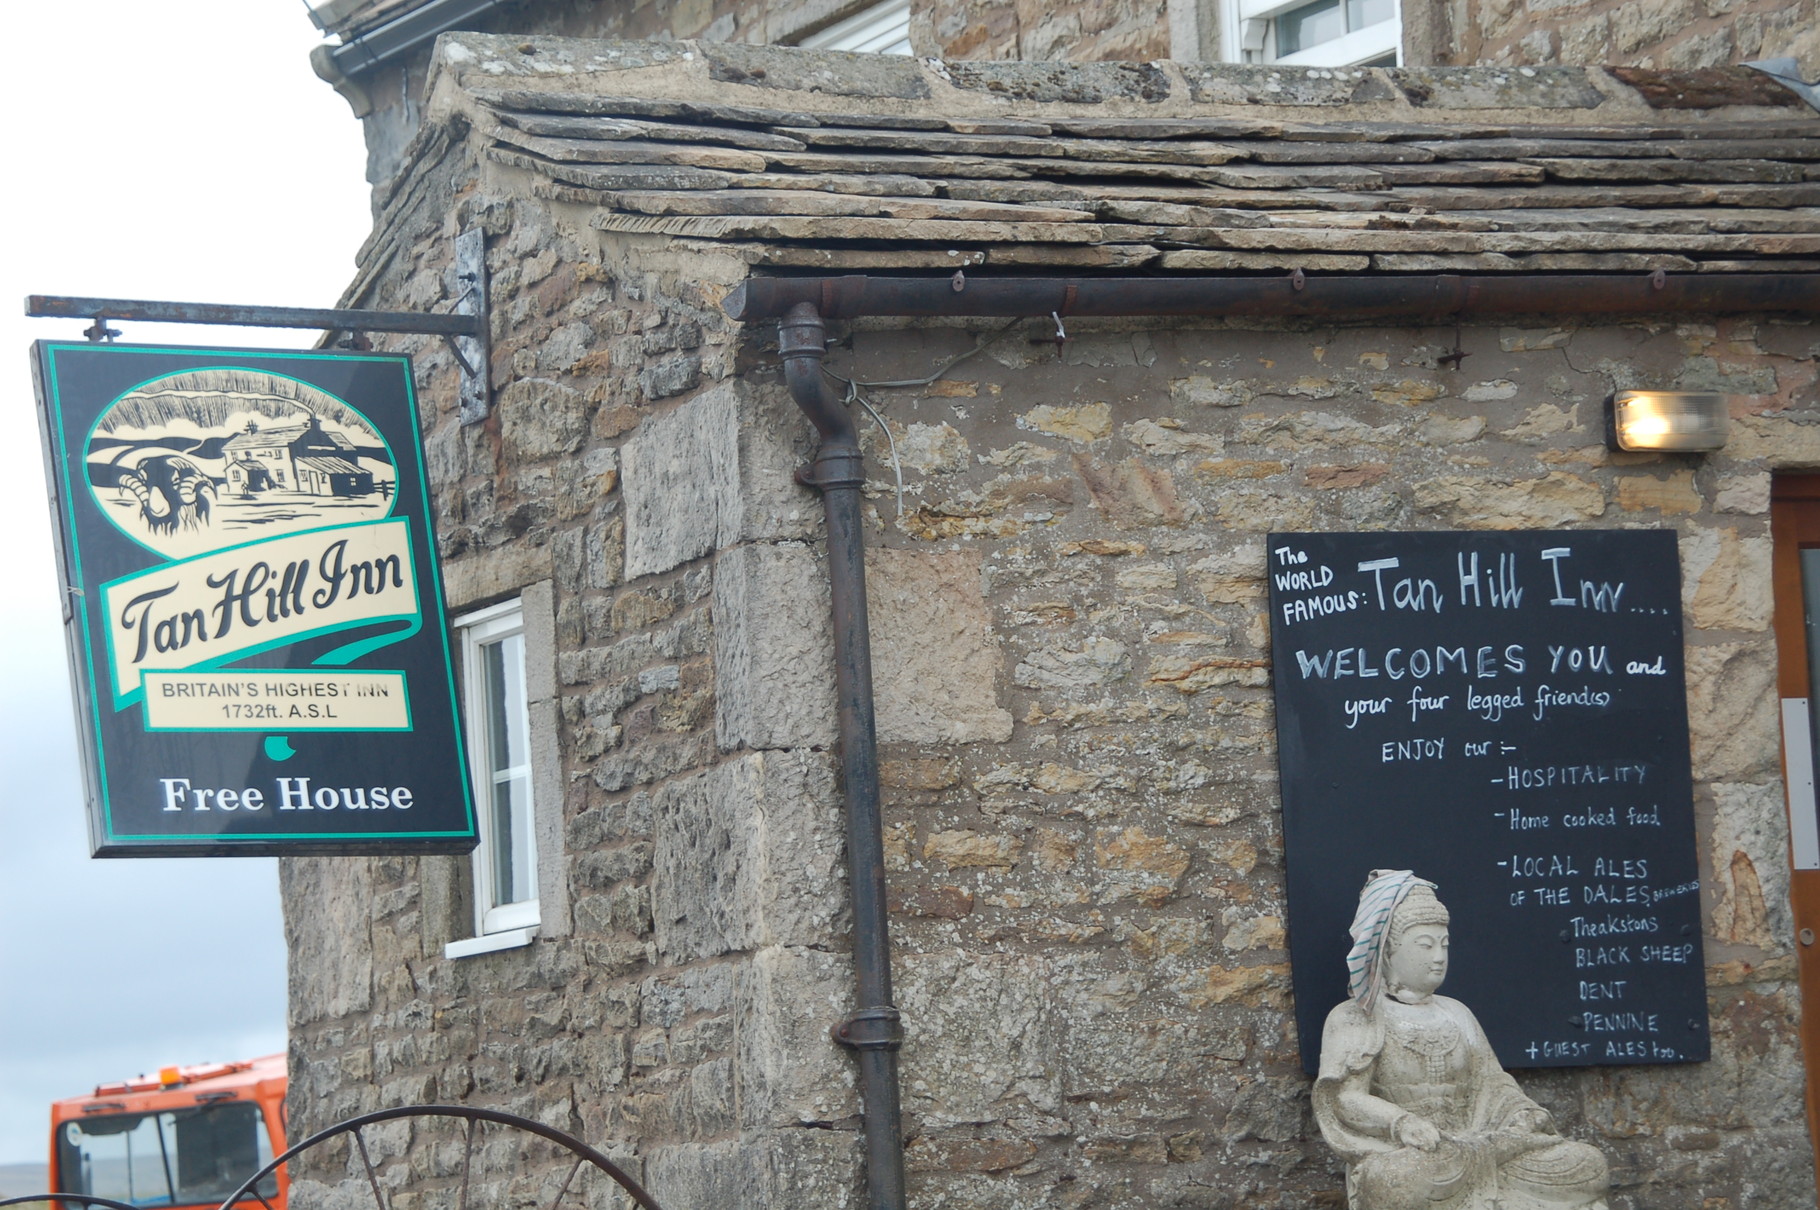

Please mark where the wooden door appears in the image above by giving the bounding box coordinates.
[1768,476,1820,1169]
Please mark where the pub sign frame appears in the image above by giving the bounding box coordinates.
[33,341,477,856]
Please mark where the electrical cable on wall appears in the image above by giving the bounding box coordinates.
[818,317,1029,524]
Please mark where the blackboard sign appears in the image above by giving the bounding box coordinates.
[33,342,476,856]
[1269,530,1707,1071]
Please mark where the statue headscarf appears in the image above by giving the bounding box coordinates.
[1344,869,1447,1007]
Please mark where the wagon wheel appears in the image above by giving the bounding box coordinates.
[217,1106,667,1210]
[0,1194,146,1210]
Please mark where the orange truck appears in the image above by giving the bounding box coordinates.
[50,1056,287,1210]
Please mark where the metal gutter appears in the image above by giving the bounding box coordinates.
[319,0,511,77]
[725,272,1820,323]
[778,303,907,1210]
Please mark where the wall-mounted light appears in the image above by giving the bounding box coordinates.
[1606,391,1733,453]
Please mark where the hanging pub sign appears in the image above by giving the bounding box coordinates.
[1268,530,1708,1072]
[32,342,476,856]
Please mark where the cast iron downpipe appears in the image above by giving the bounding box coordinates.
[778,302,907,1210]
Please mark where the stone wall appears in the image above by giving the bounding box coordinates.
[281,105,1819,1207]
[481,0,1179,61]
[808,313,1818,1210]
[1440,0,1820,70]
[920,0,1171,61]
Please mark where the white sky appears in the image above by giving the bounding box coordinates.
[0,1,373,1166]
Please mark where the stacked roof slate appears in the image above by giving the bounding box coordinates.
[409,35,1820,277]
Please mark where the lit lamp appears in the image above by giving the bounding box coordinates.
[1606,391,1732,453]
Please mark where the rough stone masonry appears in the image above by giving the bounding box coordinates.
[282,39,1819,1210]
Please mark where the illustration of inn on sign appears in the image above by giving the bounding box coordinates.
[224,414,376,498]
[86,367,397,561]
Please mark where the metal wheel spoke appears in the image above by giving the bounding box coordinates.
[457,1117,477,1210]
[547,1155,584,1210]
[352,1126,387,1210]
[0,1196,143,1210]
[200,1104,668,1210]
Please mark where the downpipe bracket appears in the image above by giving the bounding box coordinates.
[795,449,866,491]
[833,1005,904,1052]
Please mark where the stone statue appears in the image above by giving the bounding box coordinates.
[1313,870,1611,1210]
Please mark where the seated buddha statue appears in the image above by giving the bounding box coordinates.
[1313,870,1611,1210]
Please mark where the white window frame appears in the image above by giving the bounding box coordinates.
[1225,0,1401,66]
[447,598,539,958]
[798,0,913,54]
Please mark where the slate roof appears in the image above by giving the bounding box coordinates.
[223,424,313,451]
[223,423,357,453]
[417,36,1820,275]
[298,456,367,476]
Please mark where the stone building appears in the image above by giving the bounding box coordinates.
[278,24,1820,1209]
[306,0,1820,186]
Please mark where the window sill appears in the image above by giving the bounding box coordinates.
[444,926,538,959]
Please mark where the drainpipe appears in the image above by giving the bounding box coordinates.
[777,302,907,1210]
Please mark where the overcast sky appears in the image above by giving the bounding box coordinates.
[0,1,372,1165]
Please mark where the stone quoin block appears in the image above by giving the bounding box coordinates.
[622,385,739,579]
[712,541,838,753]
[736,946,860,1129]
[650,750,847,962]
[622,381,818,580]
[714,542,1017,751]
[646,1128,861,1210]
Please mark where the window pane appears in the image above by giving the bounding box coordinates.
[461,604,539,935]
[800,0,912,54]
[1278,0,1345,54]
[490,774,534,907]
[483,633,526,772]
[1347,0,1395,29]
[1801,548,1820,752]
[58,1105,274,1207]
[58,1113,166,1205]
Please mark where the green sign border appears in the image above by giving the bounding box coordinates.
[36,342,477,853]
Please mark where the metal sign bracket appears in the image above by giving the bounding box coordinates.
[26,231,493,423]
[453,226,490,425]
